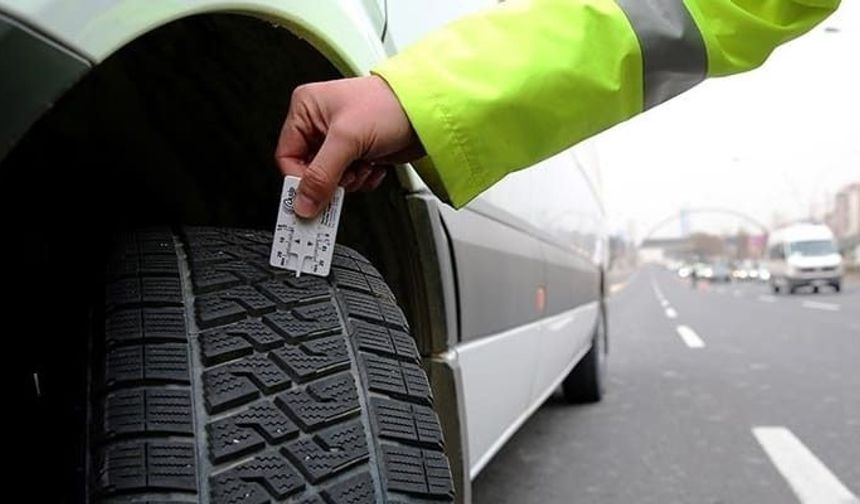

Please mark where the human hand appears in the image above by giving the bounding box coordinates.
[275,76,425,218]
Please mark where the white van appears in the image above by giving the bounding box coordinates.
[765,224,843,294]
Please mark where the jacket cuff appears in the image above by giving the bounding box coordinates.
[372,62,481,208]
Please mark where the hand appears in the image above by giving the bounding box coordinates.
[275,76,425,218]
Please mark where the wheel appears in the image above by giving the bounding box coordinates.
[813,285,819,294]
[90,228,454,503]
[833,281,842,293]
[771,282,780,294]
[562,304,607,403]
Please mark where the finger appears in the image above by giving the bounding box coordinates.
[295,129,358,218]
[340,171,357,188]
[275,90,319,176]
[275,118,310,176]
[344,163,374,192]
[361,168,388,192]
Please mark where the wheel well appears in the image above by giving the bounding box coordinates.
[0,12,420,317]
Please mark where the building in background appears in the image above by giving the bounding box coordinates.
[825,182,860,252]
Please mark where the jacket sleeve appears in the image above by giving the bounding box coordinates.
[372,0,839,208]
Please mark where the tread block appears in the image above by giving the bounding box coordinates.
[190,267,243,294]
[200,319,283,366]
[371,397,444,449]
[342,290,408,331]
[352,319,419,363]
[207,400,299,463]
[105,344,190,387]
[210,451,304,503]
[283,420,369,483]
[203,354,291,413]
[270,335,350,380]
[98,441,197,494]
[362,354,432,406]
[106,276,183,310]
[195,285,277,328]
[106,307,187,346]
[331,267,372,294]
[108,253,179,278]
[381,444,453,499]
[275,373,359,430]
[263,302,341,341]
[104,389,193,438]
[296,496,326,504]
[257,276,330,305]
[212,260,270,283]
[321,471,377,504]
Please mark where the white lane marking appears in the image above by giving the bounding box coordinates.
[665,307,678,319]
[661,299,670,307]
[759,295,776,303]
[802,301,840,312]
[676,325,705,349]
[753,426,860,504]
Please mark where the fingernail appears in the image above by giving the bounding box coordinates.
[295,193,319,218]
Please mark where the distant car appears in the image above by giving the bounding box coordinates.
[736,260,761,281]
[709,262,732,282]
[678,265,693,278]
[764,224,843,294]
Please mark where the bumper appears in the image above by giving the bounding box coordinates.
[785,275,842,288]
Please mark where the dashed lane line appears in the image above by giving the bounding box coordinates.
[676,325,705,349]
[753,426,859,504]
[665,307,678,319]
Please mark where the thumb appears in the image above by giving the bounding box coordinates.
[295,130,357,218]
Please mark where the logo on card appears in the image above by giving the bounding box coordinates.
[282,187,297,214]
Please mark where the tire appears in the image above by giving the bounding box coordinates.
[833,281,842,293]
[90,227,454,503]
[562,304,606,403]
[771,283,780,294]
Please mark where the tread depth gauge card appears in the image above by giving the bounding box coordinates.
[270,176,344,277]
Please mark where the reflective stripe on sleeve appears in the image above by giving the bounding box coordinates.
[614,0,707,109]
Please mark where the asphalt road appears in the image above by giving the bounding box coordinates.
[473,266,860,504]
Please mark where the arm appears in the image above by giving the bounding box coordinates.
[373,0,839,207]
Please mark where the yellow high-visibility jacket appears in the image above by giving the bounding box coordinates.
[373,0,839,207]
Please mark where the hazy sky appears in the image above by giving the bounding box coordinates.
[589,2,859,239]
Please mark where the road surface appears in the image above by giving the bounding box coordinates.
[473,266,860,504]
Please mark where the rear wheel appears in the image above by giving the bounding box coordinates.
[833,281,842,293]
[89,227,454,503]
[562,305,607,403]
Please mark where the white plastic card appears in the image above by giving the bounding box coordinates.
[270,176,344,277]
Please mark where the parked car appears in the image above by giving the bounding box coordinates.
[1,2,608,503]
[764,224,843,294]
